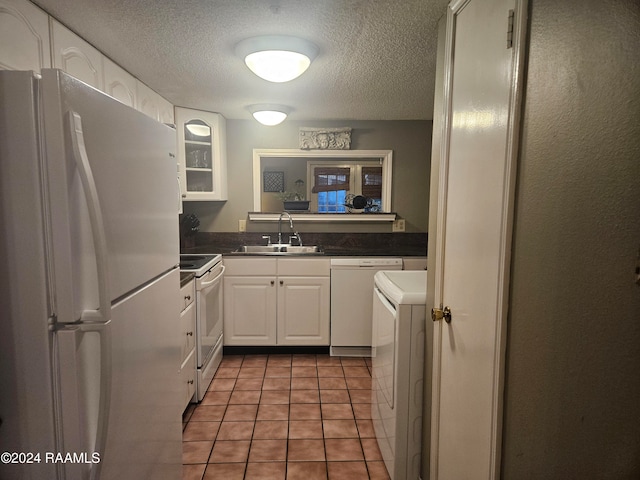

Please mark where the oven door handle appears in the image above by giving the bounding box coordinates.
[200,265,225,288]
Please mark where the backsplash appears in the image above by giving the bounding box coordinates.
[182,232,427,257]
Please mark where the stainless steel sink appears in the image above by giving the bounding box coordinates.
[231,245,323,255]
[279,245,323,254]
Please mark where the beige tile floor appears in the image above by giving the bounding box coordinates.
[182,354,391,480]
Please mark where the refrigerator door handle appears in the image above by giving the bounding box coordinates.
[66,110,112,323]
[56,321,112,480]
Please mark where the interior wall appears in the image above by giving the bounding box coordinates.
[502,0,640,478]
[183,119,432,233]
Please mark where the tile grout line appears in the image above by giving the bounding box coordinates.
[184,353,379,479]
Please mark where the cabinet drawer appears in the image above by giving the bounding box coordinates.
[180,349,196,410]
[277,257,330,276]
[180,280,195,311]
[180,301,196,361]
[223,257,277,276]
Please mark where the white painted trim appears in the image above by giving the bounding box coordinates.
[252,149,393,213]
[490,1,528,477]
[429,4,456,476]
[248,212,396,222]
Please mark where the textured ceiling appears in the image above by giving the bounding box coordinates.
[32,0,450,121]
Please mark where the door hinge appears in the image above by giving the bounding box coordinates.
[507,10,515,48]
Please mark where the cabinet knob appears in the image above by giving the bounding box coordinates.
[187,331,193,336]
[185,295,191,301]
[187,380,194,385]
[280,280,284,286]
[270,280,275,286]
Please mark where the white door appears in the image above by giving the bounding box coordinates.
[429,0,527,479]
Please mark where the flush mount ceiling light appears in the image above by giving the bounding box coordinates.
[248,104,291,126]
[235,35,319,83]
[185,123,210,137]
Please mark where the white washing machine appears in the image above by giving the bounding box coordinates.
[372,270,427,480]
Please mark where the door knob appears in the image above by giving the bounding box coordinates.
[431,306,452,323]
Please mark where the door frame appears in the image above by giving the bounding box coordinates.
[428,0,529,478]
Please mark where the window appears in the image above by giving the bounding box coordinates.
[253,149,393,215]
[308,161,383,212]
[311,167,350,212]
[317,190,348,212]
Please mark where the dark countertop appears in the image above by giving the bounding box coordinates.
[182,232,428,258]
[184,246,426,257]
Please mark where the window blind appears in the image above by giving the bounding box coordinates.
[311,167,351,193]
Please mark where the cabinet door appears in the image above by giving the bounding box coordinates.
[136,80,162,122]
[176,107,228,201]
[51,18,103,90]
[158,96,174,125]
[224,276,276,345]
[277,276,330,345]
[135,79,174,124]
[0,0,51,72]
[103,57,136,108]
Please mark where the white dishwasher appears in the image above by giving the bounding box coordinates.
[330,257,402,356]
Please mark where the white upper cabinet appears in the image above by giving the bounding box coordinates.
[1,0,174,124]
[176,107,228,201]
[136,80,174,125]
[102,57,136,108]
[0,0,51,72]
[50,18,103,90]
[158,95,174,125]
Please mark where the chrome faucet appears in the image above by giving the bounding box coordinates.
[277,212,302,246]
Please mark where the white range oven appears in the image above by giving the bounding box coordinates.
[180,254,224,401]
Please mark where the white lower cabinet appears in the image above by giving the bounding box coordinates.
[179,278,196,410]
[403,256,428,270]
[277,276,330,345]
[224,276,277,345]
[224,257,330,346]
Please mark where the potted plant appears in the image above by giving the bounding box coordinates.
[275,179,309,211]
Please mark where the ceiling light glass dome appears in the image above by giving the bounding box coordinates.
[248,104,291,126]
[235,35,319,83]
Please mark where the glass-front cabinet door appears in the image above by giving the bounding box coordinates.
[176,107,228,201]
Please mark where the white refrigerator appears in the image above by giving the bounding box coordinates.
[0,70,183,480]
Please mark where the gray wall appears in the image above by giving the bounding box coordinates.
[183,119,432,233]
[502,0,640,478]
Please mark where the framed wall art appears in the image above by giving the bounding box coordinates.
[263,171,285,192]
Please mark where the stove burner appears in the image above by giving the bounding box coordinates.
[179,253,222,276]
[181,255,207,262]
